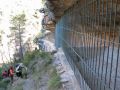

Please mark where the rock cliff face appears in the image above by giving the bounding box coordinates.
[41,0,78,31]
[46,0,77,19]
[43,0,120,32]
[46,0,78,21]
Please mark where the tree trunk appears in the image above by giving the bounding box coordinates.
[19,24,23,60]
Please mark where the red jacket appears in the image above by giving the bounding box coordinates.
[9,67,14,77]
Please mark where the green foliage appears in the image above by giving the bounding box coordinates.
[39,52,52,59]
[0,80,10,89]
[11,13,26,27]
[37,52,52,66]
[48,68,61,90]
[0,67,2,80]
[0,81,7,88]
[23,50,52,66]
[22,51,37,66]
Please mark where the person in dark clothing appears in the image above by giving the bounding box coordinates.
[16,66,22,78]
[15,63,23,78]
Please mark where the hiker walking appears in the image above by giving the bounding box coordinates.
[15,63,23,78]
[8,66,14,83]
[2,70,8,78]
[15,63,27,78]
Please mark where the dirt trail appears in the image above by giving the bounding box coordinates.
[23,79,35,90]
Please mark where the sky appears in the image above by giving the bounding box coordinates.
[0,0,44,63]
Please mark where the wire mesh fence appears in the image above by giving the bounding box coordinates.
[55,0,120,90]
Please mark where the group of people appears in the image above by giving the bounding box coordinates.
[2,66,14,83]
[2,63,27,83]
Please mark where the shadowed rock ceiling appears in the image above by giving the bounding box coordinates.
[45,0,78,21]
[41,0,78,31]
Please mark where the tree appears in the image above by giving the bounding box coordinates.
[10,13,26,60]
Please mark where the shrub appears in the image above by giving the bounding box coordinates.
[48,68,61,90]
[40,52,52,64]
[0,80,9,89]
[23,50,41,65]
[0,67,2,80]
[22,51,36,66]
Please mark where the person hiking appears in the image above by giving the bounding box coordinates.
[8,66,14,83]
[2,70,8,78]
[15,63,23,78]
[15,63,27,78]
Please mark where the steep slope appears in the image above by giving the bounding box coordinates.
[7,51,63,90]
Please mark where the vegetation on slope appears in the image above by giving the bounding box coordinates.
[7,50,62,90]
[48,68,61,90]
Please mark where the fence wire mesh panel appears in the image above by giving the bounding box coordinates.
[55,0,120,90]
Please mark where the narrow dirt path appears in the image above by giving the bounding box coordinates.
[23,79,35,90]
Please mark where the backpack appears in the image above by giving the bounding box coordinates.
[8,69,10,76]
[18,66,22,72]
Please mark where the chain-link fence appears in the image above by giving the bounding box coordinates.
[55,0,120,90]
